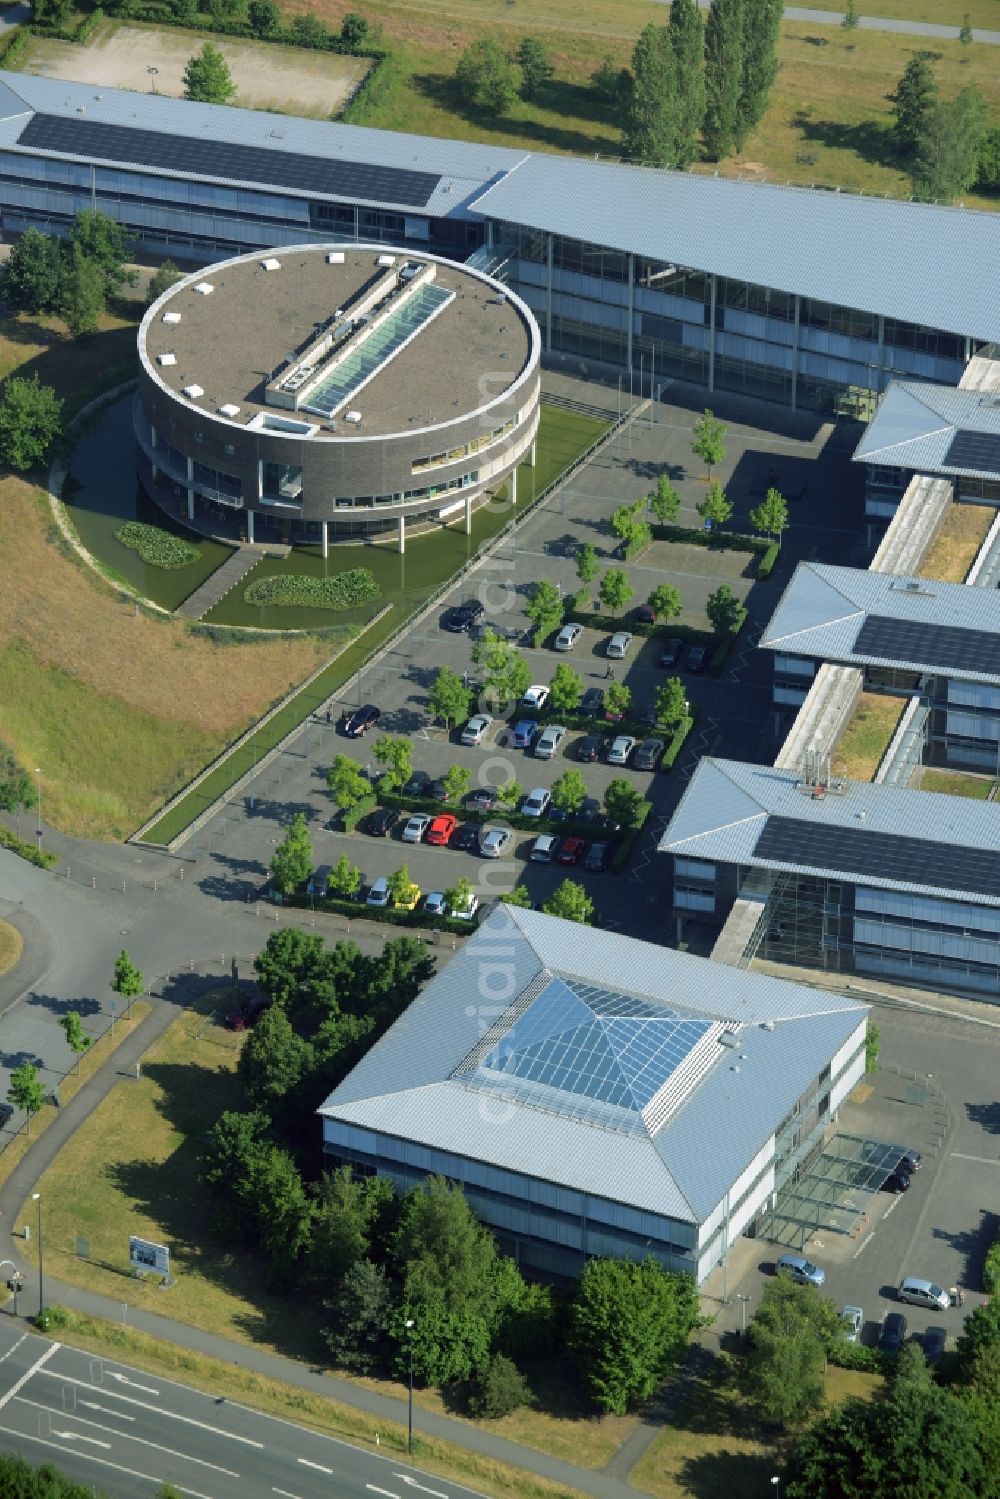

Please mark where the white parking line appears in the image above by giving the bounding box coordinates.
[0,1342,60,1411]
[952,1152,1000,1165]
[366,1486,399,1499]
[272,1488,303,1499]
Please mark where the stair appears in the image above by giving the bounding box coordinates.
[174,545,261,621]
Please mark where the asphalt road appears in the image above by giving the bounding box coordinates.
[684,0,1000,43]
[0,1324,486,1499]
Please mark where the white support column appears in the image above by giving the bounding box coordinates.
[246,508,254,543]
[465,494,472,534]
[321,521,329,560]
[150,424,158,482]
[398,514,405,554]
[510,466,518,507]
[186,455,195,521]
[529,439,536,466]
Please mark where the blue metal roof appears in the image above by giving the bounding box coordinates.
[854,380,1000,478]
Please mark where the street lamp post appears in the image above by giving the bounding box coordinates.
[405,1318,415,1454]
[31,1193,43,1319]
[771,1476,781,1499]
[35,767,42,840]
[737,1292,751,1336]
[147,65,158,93]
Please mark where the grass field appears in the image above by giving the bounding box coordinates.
[0,918,22,977]
[918,502,995,583]
[832,691,905,782]
[918,766,997,798]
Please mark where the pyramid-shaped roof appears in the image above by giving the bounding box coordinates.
[853,380,1000,480]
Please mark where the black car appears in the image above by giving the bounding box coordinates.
[364,806,399,838]
[443,598,485,633]
[342,703,381,737]
[897,1149,923,1174]
[584,841,612,872]
[402,770,431,798]
[660,638,684,668]
[923,1326,947,1363]
[577,734,606,763]
[633,738,665,771]
[880,1312,907,1354]
[580,687,605,718]
[685,645,711,674]
[428,777,451,803]
[466,788,499,812]
[451,823,482,852]
[881,1170,910,1194]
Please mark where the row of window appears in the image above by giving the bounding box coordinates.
[412,417,517,474]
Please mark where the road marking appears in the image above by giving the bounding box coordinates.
[52,1428,111,1448]
[17,1397,240,1475]
[0,1333,29,1367]
[39,1370,264,1447]
[298,1458,334,1474]
[106,1370,160,1394]
[272,1489,303,1499]
[853,1231,875,1259]
[0,1342,60,1411]
[395,1475,449,1496]
[366,1486,399,1498]
[0,1421,214,1499]
[952,1153,1000,1166]
[79,1399,135,1420]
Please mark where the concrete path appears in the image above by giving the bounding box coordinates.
[685,0,1000,43]
[174,544,259,621]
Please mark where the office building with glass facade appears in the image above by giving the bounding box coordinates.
[854,378,1000,518]
[319,905,868,1282]
[1,72,999,421]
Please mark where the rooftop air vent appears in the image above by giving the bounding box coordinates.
[326,251,345,265]
[376,254,396,267]
[193,282,214,296]
[345,410,362,424]
[162,311,181,324]
[183,384,204,401]
[760,1019,776,1032]
[261,258,281,272]
[219,403,241,418]
[158,353,177,367]
[718,1032,740,1049]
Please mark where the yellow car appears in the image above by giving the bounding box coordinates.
[393,883,421,912]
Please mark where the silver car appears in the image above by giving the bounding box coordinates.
[461,713,494,746]
[840,1305,864,1343]
[776,1253,826,1287]
[401,813,432,843]
[607,735,636,766]
[480,827,513,859]
[534,724,566,760]
[607,631,633,659]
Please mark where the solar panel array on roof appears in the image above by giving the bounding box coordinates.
[852,614,1000,677]
[945,431,1000,475]
[16,113,441,208]
[753,815,1000,899]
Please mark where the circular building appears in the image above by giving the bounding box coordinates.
[136,245,541,551]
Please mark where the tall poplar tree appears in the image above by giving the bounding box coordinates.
[735,0,783,149]
[623,24,679,167]
[703,0,744,160]
[889,53,937,156]
[669,0,705,168]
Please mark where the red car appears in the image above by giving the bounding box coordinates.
[557,836,587,866]
[426,813,458,846]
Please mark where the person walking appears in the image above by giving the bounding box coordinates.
[605,665,615,680]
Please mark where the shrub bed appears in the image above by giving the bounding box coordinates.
[828,1342,890,1374]
[651,523,768,554]
[610,798,652,870]
[244,569,380,610]
[0,825,58,869]
[340,794,376,832]
[661,711,697,772]
[115,521,201,569]
[757,541,781,579]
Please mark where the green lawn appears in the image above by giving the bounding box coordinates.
[832,692,905,783]
[919,767,996,799]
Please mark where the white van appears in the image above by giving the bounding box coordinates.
[898,1277,950,1311]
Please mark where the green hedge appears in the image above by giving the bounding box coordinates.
[0,27,29,66]
[340,794,377,832]
[610,798,652,870]
[708,609,748,676]
[244,569,380,610]
[828,1342,890,1373]
[86,3,388,61]
[75,7,104,43]
[115,521,201,569]
[565,610,715,646]
[757,541,781,579]
[661,711,697,772]
[283,889,473,935]
[619,535,652,562]
[651,522,768,554]
[0,825,58,869]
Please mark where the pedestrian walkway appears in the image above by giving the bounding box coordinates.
[685,0,1000,43]
[173,544,260,620]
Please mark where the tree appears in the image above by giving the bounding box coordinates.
[112,948,144,1017]
[291,12,327,45]
[959,1341,1000,1489]
[183,43,237,104]
[691,409,727,479]
[702,0,744,159]
[498,776,524,809]
[238,1004,314,1108]
[516,36,554,99]
[647,582,682,621]
[697,481,732,529]
[455,38,522,114]
[591,55,631,109]
[309,1166,393,1287]
[576,541,600,585]
[842,0,860,37]
[525,579,565,640]
[746,1275,841,1429]
[959,12,973,53]
[569,1257,699,1415]
[444,874,476,917]
[70,208,134,296]
[371,735,412,791]
[0,228,64,315]
[655,676,688,728]
[648,474,681,526]
[542,879,594,924]
[442,764,471,802]
[623,24,679,168]
[978,125,1000,189]
[328,853,362,900]
[200,1107,272,1236]
[59,1011,91,1073]
[749,485,788,539]
[0,375,63,472]
[500,885,533,908]
[706,583,744,633]
[889,53,937,156]
[912,83,988,202]
[250,1143,314,1267]
[468,1353,535,1418]
[32,0,73,24]
[549,663,584,715]
[865,1020,880,1072]
[270,811,313,895]
[605,681,631,718]
[323,1258,394,1373]
[605,777,644,827]
[736,0,782,149]
[610,500,651,551]
[428,666,473,729]
[146,259,182,305]
[0,752,36,816]
[247,0,280,33]
[471,629,531,710]
[59,244,105,338]
[669,0,705,168]
[955,1296,1000,1372]
[7,1061,45,1132]
[599,569,634,616]
[551,768,588,815]
[253,928,326,1010]
[387,864,418,907]
[326,754,370,810]
[340,11,370,49]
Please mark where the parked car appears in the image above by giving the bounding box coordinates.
[923,1326,947,1363]
[450,890,480,921]
[776,1253,826,1287]
[584,841,612,872]
[607,631,633,659]
[481,827,514,859]
[393,881,421,911]
[535,724,567,760]
[660,638,684,668]
[512,720,539,750]
[424,891,448,919]
[580,687,605,718]
[521,787,552,819]
[401,812,432,843]
[0,1102,13,1128]
[898,1277,950,1311]
[427,777,451,803]
[557,836,587,866]
[898,1149,923,1174]
[633,738,665,771]
[522,684,550,710]
[530,833,558,863]
[880,1312,907,1354]
[554,622,583,651]
[402,770,431,798]
[364,806,399,838]
[632,603,656,625]
[607,735,637,766]
[466,788,500,812]
[426,813,458,846]
[461,713,494,746]
[577,733,606,763]
[442,598,484,633]
[686,644,711,673]
[366,877,391,908]
[341,703,381,737]
[840,1306,864,1344]
[451,823,482,852]
[306,864,332,896]
[881,1169,911,1193]
[225,994,271,1031]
